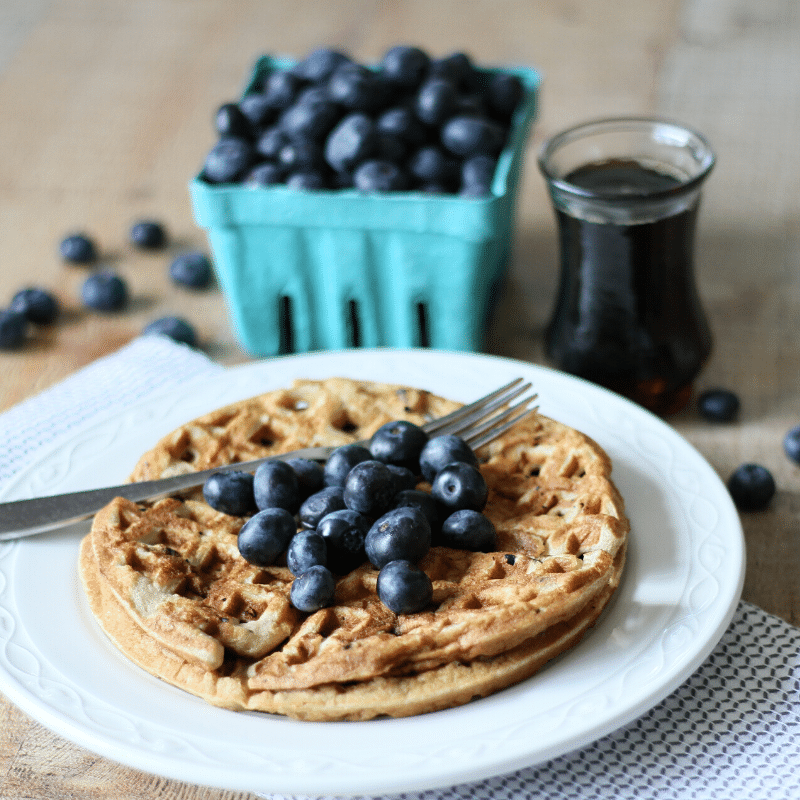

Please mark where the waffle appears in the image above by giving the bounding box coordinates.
[79,378,629,720]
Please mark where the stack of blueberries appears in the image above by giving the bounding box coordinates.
[202,419,497,616]
[201,45,525,197]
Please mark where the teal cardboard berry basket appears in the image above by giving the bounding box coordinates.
[190,56,540,356]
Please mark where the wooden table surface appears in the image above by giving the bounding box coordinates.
[0,0,798,797]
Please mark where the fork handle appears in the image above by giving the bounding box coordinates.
[0,446,333,541]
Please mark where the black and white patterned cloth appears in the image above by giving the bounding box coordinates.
[1,336,798,800]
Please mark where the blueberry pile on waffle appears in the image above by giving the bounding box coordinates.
[79,378,628,720]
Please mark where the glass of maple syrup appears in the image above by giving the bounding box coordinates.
[538,117,716,416]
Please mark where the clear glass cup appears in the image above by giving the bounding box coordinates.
[538,116,715,415]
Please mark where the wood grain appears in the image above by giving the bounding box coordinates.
[0,0,797,796]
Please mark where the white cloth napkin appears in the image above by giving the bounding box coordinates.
[1,335,798,800]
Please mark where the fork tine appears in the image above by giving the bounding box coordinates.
[423,378,530,437]
[462,399,539,450]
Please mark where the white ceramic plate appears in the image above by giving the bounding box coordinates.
[0,349,744,797]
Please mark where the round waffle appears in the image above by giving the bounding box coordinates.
[79,378,629,720]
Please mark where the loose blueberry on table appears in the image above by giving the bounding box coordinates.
[59,233,97,264]
[169,252,213,289]
[142,316,197,347]
[130,220,167,249]
[10,287,59,325]
[727,463,776,511]
[784,426,800,465]
[0,309,28,350]
[81,270,129,312]
[697,388,740,422]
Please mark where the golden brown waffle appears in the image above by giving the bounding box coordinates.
[79,378,629,720]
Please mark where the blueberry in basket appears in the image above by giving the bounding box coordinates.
[198,45,527,195]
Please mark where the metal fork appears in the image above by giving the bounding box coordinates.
[0,378,537,540]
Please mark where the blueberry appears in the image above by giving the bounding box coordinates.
[365,506,431,568]
[203,470,257,516]
[327,62,383,112]
[727,463,776,511]
[203,137,254,183]
[279,95,340,141]
[377,560,432,614]
[293,47,351,83]
[415,78,459,126]
[369,419,429,472]
[286,530,327,576]
[376,131,408,163]
[215,102,251,139]
[487,72,524,121]
[376,106,428,147]
[81,270,128,312]
[10,287,59,325]
[441,115,505,157]
[243,162,284,187]
[285,170,328,190]
[299,486,346,529]
[386,464,418,494]
[285,457,325,497]
[255,127,290,160]
[0,309,28,349]
[431,462,488,512]
[142,316,197,346]
[381,46,430,89]
[130,220,166,249]
[169,252,213,289]
[343,460,396,517]
[393,489,441,533]
[440,509,496,551]
[408,145,459,187]
[461,154,497,196]
[262,69,305,111]
[238,507,297,566]
[253,460,301,513]
[316,508,370,573]
[419,434,479,482]
[290,564,336,612]
[353,159,408,192]
[427,52,474,88]
[324,112,378,173]
[278,138,324,172]
[238,92,276,129]
[784,426,800,464]
[324,443,372,487]
[59,233,97,264]
[698,389,740,422]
